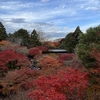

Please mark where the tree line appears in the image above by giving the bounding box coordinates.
[1,21,100,69]
[0,21,84,49]
[0,22,44,48]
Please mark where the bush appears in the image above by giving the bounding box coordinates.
[58,53,75,61]
[0,68,39,96]
[29,47,41,57]
[37,55,62,70]
[28,67,89,100]
[0,50,31,73]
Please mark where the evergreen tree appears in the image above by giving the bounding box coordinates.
[29,29,41,47]
[59,26,82,52]
[61,32,75,52]
[0,22,7,41]
[72,26,83,44]
[13,28,30,47]
[77,25,100,68]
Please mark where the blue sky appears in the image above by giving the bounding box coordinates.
[0,0,100,40]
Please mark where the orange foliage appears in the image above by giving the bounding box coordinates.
[0,40,11,46]
[36,55,64,75]
[37,55,62,70]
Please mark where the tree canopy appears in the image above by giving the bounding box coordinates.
[77,25,100,68]
[59,26,83,52]
[0,22,7,41]
[13,28,30,47]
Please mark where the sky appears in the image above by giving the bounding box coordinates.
[0,0,100,40]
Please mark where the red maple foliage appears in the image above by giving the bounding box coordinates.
[8,68,40,89]
[0,50,31,72]
[29,47,41,57]
[59,53,75,61]
[28,68,89,100]
[37,46,48,52]
[16,53,31,68]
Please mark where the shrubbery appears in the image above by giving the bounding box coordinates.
[28,68,89,100]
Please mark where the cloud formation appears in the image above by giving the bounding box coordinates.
[0,0,100,40]
[10,18,26,23]
[41,0,50,2]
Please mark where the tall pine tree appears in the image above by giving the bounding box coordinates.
[0,22,7,41]
[58,26,83,52]
[29,29,41,47]
[72,26,83,44]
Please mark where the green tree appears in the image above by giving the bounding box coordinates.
[13,28,30,47]
[29,29,41,47]
[59,26,82,52]
[0,22,7,41]
[61,32,75,52]
[72,26,83,44]
[77,25,100,68]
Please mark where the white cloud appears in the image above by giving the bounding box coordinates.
[85,6,98,11]
[0,1,44,10]
[0,0,100,39]
[81,22,100,33]
[41,0,50,2]
[87,0,100,5]
[62,5,67,8]
[0,6,77,23]
[0,2,26,11]
[76,0,100,10]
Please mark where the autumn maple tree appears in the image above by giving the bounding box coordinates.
[37,55,62,69]
[29,47,41,58]
[59,53,75,61]
[37,46,48,53]
[0,68,40,95]
[0,50,31,72]
[28,67,89,100]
